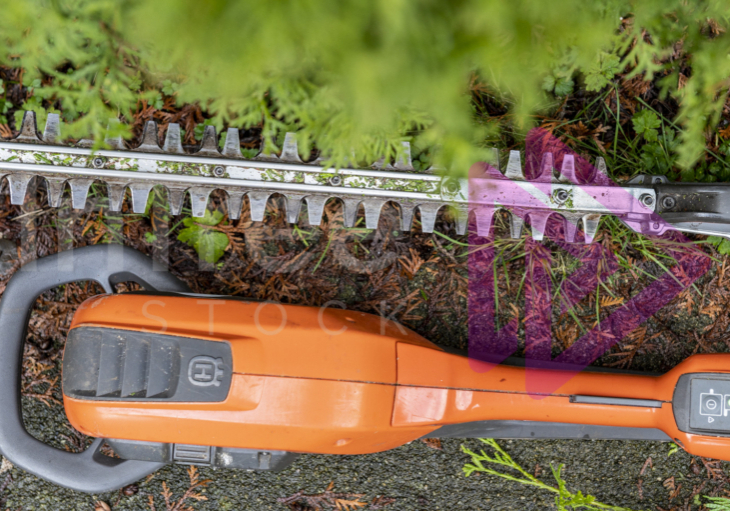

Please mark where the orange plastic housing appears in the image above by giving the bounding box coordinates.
[64,293,730,459]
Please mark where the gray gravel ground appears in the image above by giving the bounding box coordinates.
[0,394,711,510]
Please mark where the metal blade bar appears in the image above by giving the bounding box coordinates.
[0,111,687,243]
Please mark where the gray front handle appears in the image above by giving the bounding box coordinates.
[0,245,190,493]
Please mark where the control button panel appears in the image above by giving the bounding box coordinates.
[689,378,730,432]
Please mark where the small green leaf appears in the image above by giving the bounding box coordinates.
[667,442,679,456]
[177,210,228,263]
[152,92,164,110]
[161,79,180,96]
[584,52,621,92]
[708,235,730,255]
[542,74,556,92]
[632,110,661,142]
[194,119,215,140]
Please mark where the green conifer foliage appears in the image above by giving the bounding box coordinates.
[0,0,728,175]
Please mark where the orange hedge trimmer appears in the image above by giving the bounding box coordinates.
[0,246,726,492]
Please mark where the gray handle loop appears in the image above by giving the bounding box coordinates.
[0,245,189,493]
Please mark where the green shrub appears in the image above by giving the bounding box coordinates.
[1,1,730,174]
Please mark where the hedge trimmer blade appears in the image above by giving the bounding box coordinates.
[1,110,728,243]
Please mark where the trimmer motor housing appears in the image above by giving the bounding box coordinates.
[3,246,730,494]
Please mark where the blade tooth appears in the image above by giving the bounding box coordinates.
[475,206,496,237]
[166,186,187,216]
[394,141,413,171]
[43,113,61,144]
[280,132,302,163]
[76,139,94,148]
[104,118,125,150]
[162,123,185,154]
[562,213,582,243]
[504,150,524,180]
[538,152,557,183]
[342,198,361,228]
[195,126,220,157]
[399,203,416,232]
[559,154,577,184]
[106,182,127,211]
[454,205,468,235]
[7,174,32,204]
[221,128,242,158]
[363,199,385,229]
[226,190,245,220]
[45,176,66,207]
[137,121,163,153]
[419,203,443,234]
[491,148,501,170]
[582,213,602,243]
[248,191,271,222]
[69,178,93,210]
[592,156,611,186]
[285,194,305,224]
[371,156,394,171]
[129,183,154,214]
[529,212,551,241]
[16,111,41,143]
[305,195,329,226]
[508,212,524,239]
[188,187,213,218]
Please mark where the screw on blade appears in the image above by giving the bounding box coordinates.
[129,183,154,214]
[342,197,360,228]
[106,182,127,211]
[69,178,93,209]
[418,203,443,233]
[529,211,551,241]
[188,187,213,217]
[508,212,524,239]
[285,194,305,224]
[43,113,61,144]
[138,121,164,153]
[44,176,65,207]
[582,214,602,243]
[394,141,413,171]
[399,203,416,232]
[16,111,41,143]
[162,124,185,154]
[559,154,577,184]
[221,128,242,158]
[196,126,220,157]
[248,191,271,222]
[167,186,187,216]
[6,174,31,204]
[280,133,302,163]
[474,206,497,237]
[226,190,245,220]
[362,199,385,229]
[305,195,328,226]
[504,150,524,180]
[105,119,125,150]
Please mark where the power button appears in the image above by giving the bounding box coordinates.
[700,392,723,416]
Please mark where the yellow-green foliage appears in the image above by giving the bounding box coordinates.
[0,0,729,174]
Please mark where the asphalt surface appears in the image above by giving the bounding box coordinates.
[0,395,707,510]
